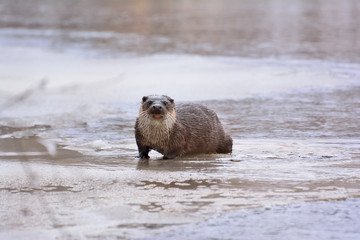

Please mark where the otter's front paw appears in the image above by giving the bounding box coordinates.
[137,153,150,159]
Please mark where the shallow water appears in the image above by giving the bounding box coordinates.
[1,0,360,239]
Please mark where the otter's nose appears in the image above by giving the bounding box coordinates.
[152,105,163,111]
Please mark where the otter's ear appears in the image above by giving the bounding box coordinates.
[142,96,148,102]
[164,95,174,104]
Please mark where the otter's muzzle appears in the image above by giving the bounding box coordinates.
[149,105,164,119]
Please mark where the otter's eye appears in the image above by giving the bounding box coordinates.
[147,101,153,105]
[162,101,168,106]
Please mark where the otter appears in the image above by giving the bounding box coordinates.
[135,95,232,159]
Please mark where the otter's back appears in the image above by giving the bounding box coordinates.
[174,103,226,154]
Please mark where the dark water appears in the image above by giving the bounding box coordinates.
[0,0,360,239]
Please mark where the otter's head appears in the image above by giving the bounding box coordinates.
[140,95,175,120]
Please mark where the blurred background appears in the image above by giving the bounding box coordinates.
[1,0,359,59]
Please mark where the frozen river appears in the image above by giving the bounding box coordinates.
[0,0,360,239]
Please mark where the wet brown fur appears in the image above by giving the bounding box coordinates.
[135,95,232,159]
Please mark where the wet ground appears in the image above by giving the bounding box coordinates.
[1,0,360,239]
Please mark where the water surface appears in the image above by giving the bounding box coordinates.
[0,0,360,239]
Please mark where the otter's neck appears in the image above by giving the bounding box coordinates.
[137,110,176,141]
